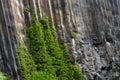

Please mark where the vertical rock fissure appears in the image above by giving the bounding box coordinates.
[0,0,19,79]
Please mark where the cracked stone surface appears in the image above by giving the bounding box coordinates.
[0,0,120,80]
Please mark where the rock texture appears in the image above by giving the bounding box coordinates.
[74,0,120,80]
[0,0,120,80]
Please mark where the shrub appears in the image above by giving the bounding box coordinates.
[31,71,58,80]
[0,72,8,80]
[26,21,53,71]
[17,37,36,80]
[20,17,84,80]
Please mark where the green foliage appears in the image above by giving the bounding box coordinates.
[0,72,8,80]
[72,65,84,80]
[16,16,83,80]
[26,17,84,80]
[31,71,57,80]
[17,37,36,80]
[72,32,77,39]
[24,8,30,13]
[26,20,52,72]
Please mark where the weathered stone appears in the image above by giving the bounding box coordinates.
[0,0,120,80]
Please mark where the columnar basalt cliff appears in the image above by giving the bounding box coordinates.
[0,0,120,80]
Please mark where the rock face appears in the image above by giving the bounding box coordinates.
[73,0,120,80]
[0,0,120,80]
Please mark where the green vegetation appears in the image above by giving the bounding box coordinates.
[17,17,83,80]
[31,71,57,80]
[72,32,77,39]
[17,37,36,80]
[24,8,30,13]
[0,72,8,80]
